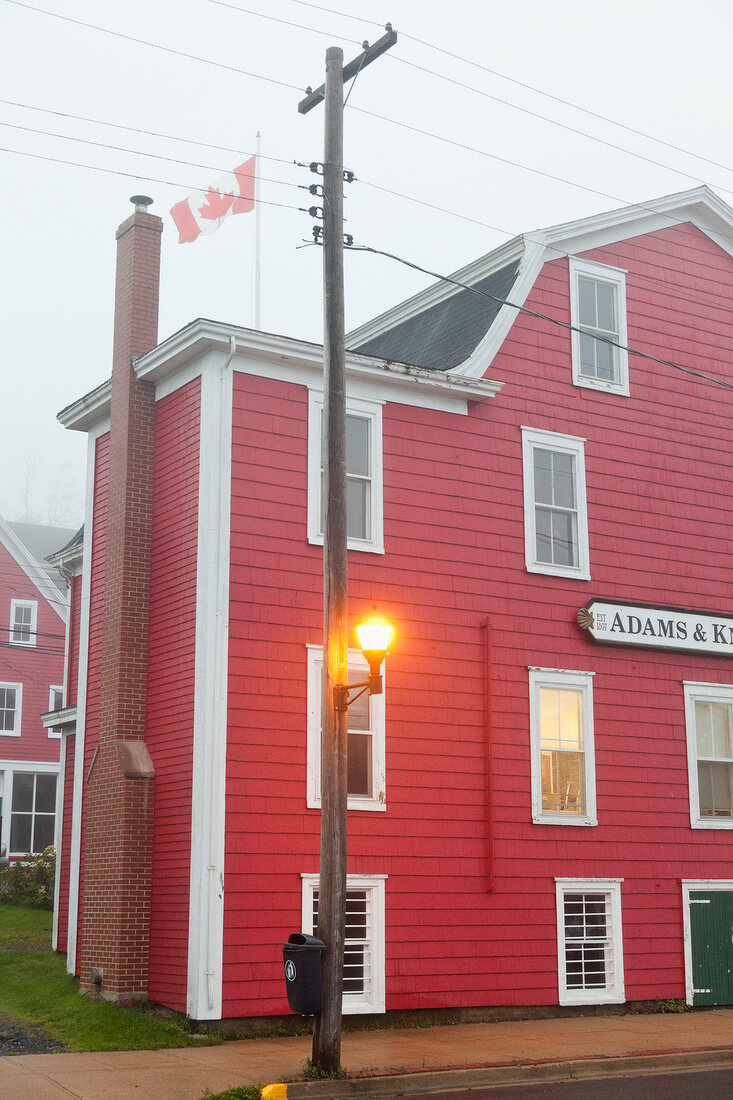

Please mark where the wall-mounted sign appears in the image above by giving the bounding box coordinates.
[577,599,733,657]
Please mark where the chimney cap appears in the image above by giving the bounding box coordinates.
[130,195,154,212]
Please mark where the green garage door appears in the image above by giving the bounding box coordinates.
[690,891,733,1006]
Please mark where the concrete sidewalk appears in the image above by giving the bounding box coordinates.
[3,1009,733,1099]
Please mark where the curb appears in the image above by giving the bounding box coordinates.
[266,1046,733,1098]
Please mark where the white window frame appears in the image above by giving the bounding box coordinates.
[569,257,629,396]
[529,668,596,826]
[307,389,384,554]
[302,873,386,1014]
[683,681,733,829]
[48,686,64,740]
[0,683,22,738]
[9,599,38,647]
[0,762,60,858]
[555,878,625,1006]
[522,426,590,580]
[306,645,386,812]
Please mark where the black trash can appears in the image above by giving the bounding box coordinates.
[282,932,326,1015]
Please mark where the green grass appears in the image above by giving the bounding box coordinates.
[198,1090,261,1100]
[0,904,53,946]
[0,905,217,1052]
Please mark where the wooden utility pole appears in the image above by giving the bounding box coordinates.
[299,27,397,1075]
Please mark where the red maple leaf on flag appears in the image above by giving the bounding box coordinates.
[198,186,236,221]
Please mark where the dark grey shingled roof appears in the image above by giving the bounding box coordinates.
[349,258,521,371]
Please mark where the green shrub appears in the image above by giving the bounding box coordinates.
[0,847,55,910]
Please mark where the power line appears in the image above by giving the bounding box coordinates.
[5,0,303,93]
[347,242,733,393]
[0,146,304,213]
[0,119,302,193]
[207,0,360,45]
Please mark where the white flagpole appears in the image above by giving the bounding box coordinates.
[254,131,262,329]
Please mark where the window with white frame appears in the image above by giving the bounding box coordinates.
[529,668,596,826]
[307,390,384,554]
[683,682,733,827]
[0,684,22,737]
[302,874,386,1014]
[569,257,629,395]
[522,427,590,580]
[48,686,64,740]
[9,771,57,854]
[9,600,37,646]
[555,879,625,1005]
[306,646,386,812]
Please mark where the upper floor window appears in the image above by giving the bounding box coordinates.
[9,600,37,647]
[530,668,596,826]
[555,879,625,1005]
[0,684,22,737]
[308,390,384,554]
[569,257,629,396]
[522,427,590,580]
[306,646,386,812]
[302,873,386,1014]
[684,682,733,828]
[48,686,64,740]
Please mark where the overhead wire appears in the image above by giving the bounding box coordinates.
[346,242,733,393]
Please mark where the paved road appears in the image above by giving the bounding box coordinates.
[401,1066,733,1099]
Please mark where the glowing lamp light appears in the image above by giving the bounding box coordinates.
[355,606,393,683]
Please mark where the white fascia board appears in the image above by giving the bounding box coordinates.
[345,235,525,347]
[0,516,68,623]
[57,380,112,433]
[450,234,546,380]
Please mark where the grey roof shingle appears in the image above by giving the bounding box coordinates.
[349,259,521,371]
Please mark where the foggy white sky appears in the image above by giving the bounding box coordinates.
[2,0,732,526]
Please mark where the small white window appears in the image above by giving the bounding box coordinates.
[9,600,37,647]
[307,646,386,812]
[529,668,596,826]
[522,427,590,580]
[684,682,733,828]
[0,683,22,737]
[556,879,625,1005]
[302,874,386,1014]
[48,686,64,740]
[9,771,57,855]
[307,390,384,554]
[569,257,629,395]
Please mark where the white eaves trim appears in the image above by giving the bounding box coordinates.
[0,516,68,623]
[57,323,504,433]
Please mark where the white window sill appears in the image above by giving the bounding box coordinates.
[534,813,597,827]
[526,563,591,582]
[308,534,385,555]
[573,375,630,397]
[690,817,733,829]
[0,731,21,738]
[560,990,625,1007]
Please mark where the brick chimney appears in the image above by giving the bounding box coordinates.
[79,197,163,1002]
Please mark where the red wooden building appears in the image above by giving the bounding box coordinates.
[0,517,75,875]
[55,186,733,1020]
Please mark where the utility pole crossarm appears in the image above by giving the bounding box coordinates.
[298,26,398,114]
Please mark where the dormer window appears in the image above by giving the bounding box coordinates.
[569,258,629,396]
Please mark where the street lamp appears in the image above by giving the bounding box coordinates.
[333,608,393,713]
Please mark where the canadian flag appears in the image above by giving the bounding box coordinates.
[170,157,256,244]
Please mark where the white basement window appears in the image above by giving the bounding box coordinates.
[302,874,386,1014]
[556,879,625,1006]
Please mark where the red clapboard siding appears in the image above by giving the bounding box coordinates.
[146,379,201,1011]
[55,730,75,953]
[66,574,82,709]
[216,223,733,1016]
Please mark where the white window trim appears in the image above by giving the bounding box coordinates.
[683,681,733,829]
[9,599,38,647]
[529,668,597,827]
[681,880,733,1006]
[522,426,590,580]
[47,686,64,740]
[0,683,22,738]
[301,873,386,1015]
[555,878,625,1006]
[306,644,386,812]
[0,761,60,859]
[569,257,629,396]
[307,388,385,555]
